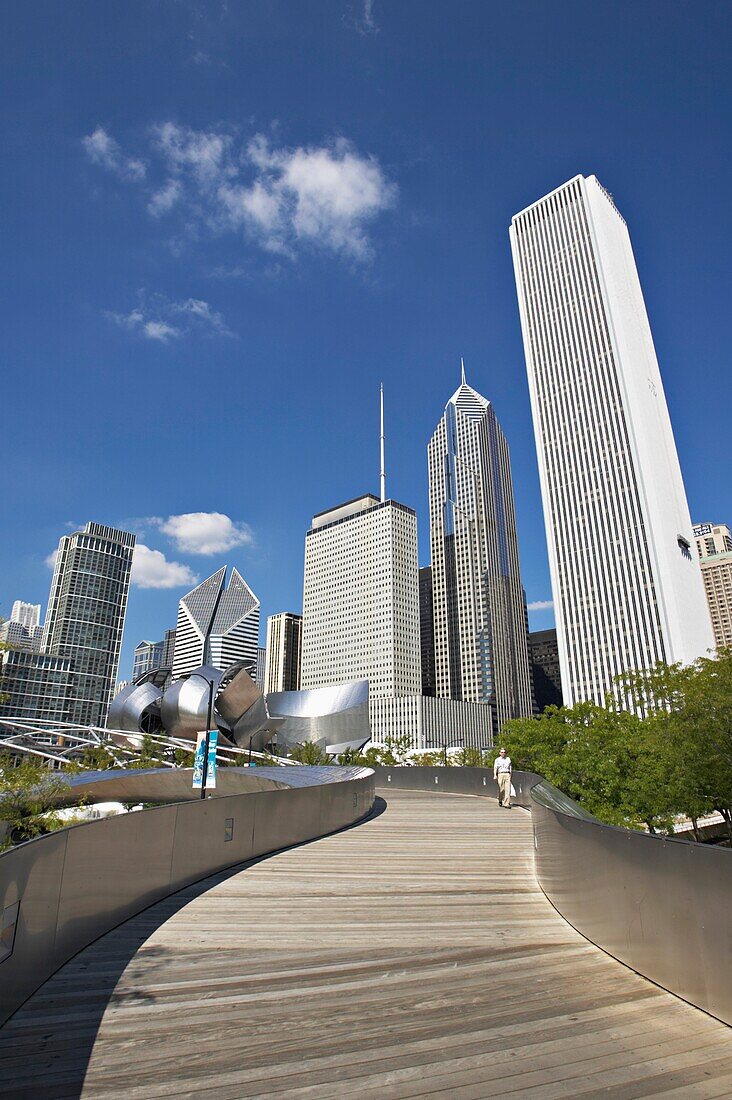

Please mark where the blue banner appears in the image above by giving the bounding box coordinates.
[192,732,206,789]
[206,729,219,789]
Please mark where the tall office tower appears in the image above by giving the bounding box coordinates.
[254,646,266,688]
[694,523,732,560]
[528,628,563,712]
[301,494,421,699]
[418,567,436,697]
[43,522,135,725]
[132,639,165,680]
[162,628,176,669]
[265,612,303,693]
[10,601,40,630]
[510,175,714,704]
[172,566,260,679]
[427,368,534,730]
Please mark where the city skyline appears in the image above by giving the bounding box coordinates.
[2,4,730,681]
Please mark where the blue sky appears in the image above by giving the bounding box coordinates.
[2,1,731,680]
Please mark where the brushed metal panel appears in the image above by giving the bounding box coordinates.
[169,796,257,891]
[0,831,68,1025]
[53,807,178,962]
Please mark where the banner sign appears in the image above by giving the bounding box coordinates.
[206,729,219,789]
[192,733,206,789]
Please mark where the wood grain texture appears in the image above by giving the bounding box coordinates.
[1,789,731,1098]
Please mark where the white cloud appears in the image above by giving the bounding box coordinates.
[155,512,254,555]
[148,178,182,217]
[84,122,396,262]
[104,292,232,342]
[130,545,198,589]
[527,600,554,612]
[45,550,58,569]
[82,126,146,181]
[345,0,379,35]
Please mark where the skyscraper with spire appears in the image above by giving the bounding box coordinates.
[428,363,534,730]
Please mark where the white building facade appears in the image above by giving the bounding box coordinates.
[301,494,422,741]
[10,601,41,631]
[510,174,714,705]
[694,523,732,560]
[370,695,494,752]
[172,566,260,679]
[428,371,534,731]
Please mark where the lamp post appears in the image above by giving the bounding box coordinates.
[199,677,215,800]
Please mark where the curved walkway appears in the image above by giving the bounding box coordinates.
[2,790,732,1098]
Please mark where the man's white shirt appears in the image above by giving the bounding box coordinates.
[494,756,512,775]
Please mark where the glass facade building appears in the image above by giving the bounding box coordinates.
[42,522,135,726]
[428,371,534,730]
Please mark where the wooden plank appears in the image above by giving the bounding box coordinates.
[0,788,730,1098]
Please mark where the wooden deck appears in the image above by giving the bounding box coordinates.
[2,789,732,1098]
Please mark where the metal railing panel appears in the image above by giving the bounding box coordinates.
[0,768,375,1026]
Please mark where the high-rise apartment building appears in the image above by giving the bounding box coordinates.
[694,523,732,560]
[427,369,534,731]
[42,522,135,725]
[528,628,563,712]
[418,567,436,697]
[510,175,714,705]
[301,494,421,699]
[172,566,260,679]
[265,612,303,693]
[698,553,732,651]
[132,639,165,680]
[10,601,41,631]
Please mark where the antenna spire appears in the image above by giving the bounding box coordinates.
[461,357,466,385]
[380,382,386,503]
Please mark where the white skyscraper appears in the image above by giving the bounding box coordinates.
[10,601,41,630]
[510,174,713,705]
[172,566,260,679]
[428,366,534,730]
[301,494,421,700]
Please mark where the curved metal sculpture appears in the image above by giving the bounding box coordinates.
[267,679,370,754]
[215,661,280,752]
[107,680,163,735]
[158,664,224,741]
[108,664,369,758]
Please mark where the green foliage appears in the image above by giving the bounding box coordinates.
[0,754,73,850]
[289,741,331,765]
[500,652,732,837]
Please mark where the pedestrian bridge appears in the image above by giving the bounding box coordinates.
[2,771,732,1098]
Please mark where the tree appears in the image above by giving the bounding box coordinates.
[0,754,73,849]
[289,741,330,765]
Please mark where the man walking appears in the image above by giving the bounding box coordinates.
[494,747,512,808]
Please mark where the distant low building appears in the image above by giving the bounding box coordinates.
[529,629,563,712]
[0,620,43,653]
[369,695,494,752]
[0,650,74,723]
[132,639,165,681]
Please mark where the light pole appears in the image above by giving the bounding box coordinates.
[199,677,215,800]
